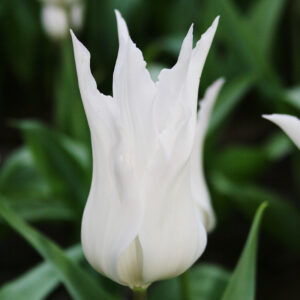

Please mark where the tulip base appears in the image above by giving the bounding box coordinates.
[132,288,147,300]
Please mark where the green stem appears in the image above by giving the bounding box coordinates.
[133,288,147,300]
[180,271,191,300]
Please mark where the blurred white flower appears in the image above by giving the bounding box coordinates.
[41,0,84,40]
[70,2,84,30]
[42,4,68,39]
[71,10,222,288]
[263,114,300,149]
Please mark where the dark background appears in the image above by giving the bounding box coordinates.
[0,0,300,299]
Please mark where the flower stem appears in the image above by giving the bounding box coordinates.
[133,288,147,300]
[180,271,191,300]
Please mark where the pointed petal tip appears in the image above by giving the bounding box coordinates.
[262,114,300,149]
[185,23,194,45]
[196,15,219,45]
[262,113,285,122]
[115,9,129,42]
[189,23,194,33]
[70,28,76,40]
[262,114,273,120]
[114,9,122,19]
[69,28,90,63]
[210,15,220,30]
[262,114,300,128]
[187,23,194,41]
[206,78,225,95]
[262,113,280,119]
[211,16,220,28]
[215,77,226,87]
[70,29,80,46]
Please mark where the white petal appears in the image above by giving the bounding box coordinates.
[115,10,129,42]
[154,25,194,133]
[71,30,120,157]
[186,16,219,108]
[154,17,219,140]
[263,114,300,149]
[81,138,144,284]
[113,10,156,169]
[139,159,207,284]
[191,79,224,232]
[71,30,144,285]
[118,237,145,288]
[70,30,118,130]
[138,117,208,283]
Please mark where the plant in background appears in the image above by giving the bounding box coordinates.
[71,10,220,293]
[42,0,84,40]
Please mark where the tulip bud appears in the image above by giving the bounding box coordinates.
[41,0,84,40]
[70,3,84,30]
[263,114,300,149]
[71,10,222,289]
[42,4,68,39]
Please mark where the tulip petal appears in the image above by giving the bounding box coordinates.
[191,79,224,232]
[71,29,144,285]
[186,16,219,108]
[138,136,207,283]
[154,17,219,140]
[70,30,118,137]
[263,114,300,149]
[139,172,207,284]
[154,25,194,133]
[81,142,144,284]
[113,10,156,167]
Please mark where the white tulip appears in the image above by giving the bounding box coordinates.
[71,10,222,289]
[263,114,300,149]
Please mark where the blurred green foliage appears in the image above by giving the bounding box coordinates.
[0,0,299,299]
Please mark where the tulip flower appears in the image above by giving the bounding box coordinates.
[71,10,222,289]
[263,114,300,149]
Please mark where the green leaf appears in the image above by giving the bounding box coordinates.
[0,198,117,300]
[149,264,230,300]
[189,264,230,300]
[0,147,74,221]
[221,203,267,300]
[212,174,300,253]
[216,0,282,93]
[249,0,286,56]
[0,245,83,300]
[15,121,91,214]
